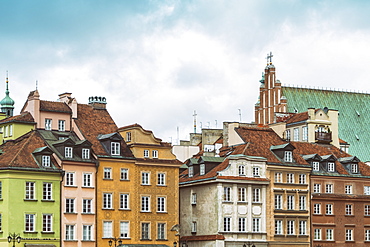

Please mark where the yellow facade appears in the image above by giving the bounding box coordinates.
[0,121,34,143]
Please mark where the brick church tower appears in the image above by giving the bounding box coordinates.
[255,52,287,125]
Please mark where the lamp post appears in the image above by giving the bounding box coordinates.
[7,233,21,247]
[108,237,122,247]
[173,242,177,247]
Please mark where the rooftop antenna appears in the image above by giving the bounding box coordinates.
[238,109,242,122]
[215,120,217,128]
[177,126,179,145]
[36,80,38,90]
[193,110,197,133]
[200,122,202,130]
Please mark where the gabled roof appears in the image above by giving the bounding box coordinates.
[40,100,72,114]
[286,111,309,124]
[338,156,361,164]
[0,112,35,125]
[282,86,370,161]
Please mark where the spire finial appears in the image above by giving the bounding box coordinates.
[266,52,273,65]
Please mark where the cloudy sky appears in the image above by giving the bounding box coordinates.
[1,0,370,143]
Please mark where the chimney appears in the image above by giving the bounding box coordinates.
[88,96,107,109]
[59,92,72,103]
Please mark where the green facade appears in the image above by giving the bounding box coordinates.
[282,86,370,161]
[0,169,62,247]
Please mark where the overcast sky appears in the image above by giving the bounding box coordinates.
[1,0,370,144]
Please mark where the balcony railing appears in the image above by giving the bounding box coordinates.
[315,132,332,144]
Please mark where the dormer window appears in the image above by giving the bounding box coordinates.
[126,132,131,142]
[189,167,193,178]
[351,163,358,173]
[58,120,65,131]
[312,162,319,171]
[82,148,90,159]
[284,151,293,162]
[238,165,246,176]
[200,164,205,175]
[45,119,52,130]
[111,142,120,156]
[286,129,291,141]
[42,155,51,167]
[327,162,335,172]
[65,147,73,158]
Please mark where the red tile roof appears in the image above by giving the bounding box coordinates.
[0,112,35,124]
[286,111,309,124]
[40,100,72,113]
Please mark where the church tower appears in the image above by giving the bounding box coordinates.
[255,52,286,125]
[0,74,15,117]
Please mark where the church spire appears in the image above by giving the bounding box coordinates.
[0,72,15,117]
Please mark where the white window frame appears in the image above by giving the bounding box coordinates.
[287,195,295,210]
[111,142,120,156]
[238,187,246,202]
[45,119,52,130]
[141,172,150,185]
[275,172,282,183]
[252,218,260,232]
[103,193,113,209]
[25,182,35,200]
[327,162,335,172]
[25,214,35,232]
[200,164,205,175]
[157,223,166,240]
[287,173,294,183]
[58,120,65,131]
[345,185,353,194]
[275,194,282,209]
[313,183,321,193]
[224,187,231,202]
[313,203,321,214]
[299,195,306,210]
[42,155,51,167]
[66,198,75,213]
[104,168,112,179]
[327,229,334,241]
[365,229,370,241]
[253,167,260,177]
[120,193,129,210]
[293,128,299,141]
[275,220,282,235]
[345,204,353,215]
[152,150,158,158]
[191,193,197,205]
[82,148,90,159]
[42,214,52,232]
[157,197,166,212]
[298,174,306,184]
[83,199,92,213]
[120,221,130,238]
[313,161,320,171]
[238,165,245,176]
[144,149,150,158]
[302,126,308,141]
[223,217,231,232]
[253,188,260,203]
[299,220,306,235]
[157,173,166,186]
[65,172,75,186]
[365,205,370,216]
[65,147,73,158]
[43,182,52,200]
[314,228,321,240]
[287,220,295,235]
[141,222,150,240]
[83,173,93,187]
[103,221,112,238]
[83,225,92,241]
[351,163,358,173]
[126,132,131,142]
[284,151,293,162]
[326,184,333,193]
[141,196,150,212]
[326,204,333,215]
[365,186,370,195]
[189,166,193,177]
[65,225,75,240]
[121,168,129,180]
[346,229,353,241]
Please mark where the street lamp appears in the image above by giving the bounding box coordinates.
[8,233,21,247]
[108,237,122,247]
[173,242,177,247]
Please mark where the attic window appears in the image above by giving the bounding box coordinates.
[327,162,335,172]
[238,165,246,176]
[200,164,205,175]
[111,142,120,156]
[351,163,358,173]
[42,155,51,167]
[65,147,73,158]
[82,148,90,159]
[284,151,293,162]
[126,132,131,142]
[189,167,194,177]
[313,162,320,171]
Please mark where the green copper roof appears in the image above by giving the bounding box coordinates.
[0,79,14,107]
[282,86,370,161]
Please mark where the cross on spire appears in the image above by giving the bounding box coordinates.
[266,51,273,65]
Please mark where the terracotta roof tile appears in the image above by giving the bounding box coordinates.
[0,112,35,124]
[40,100,72,113]
[286,111,309,124]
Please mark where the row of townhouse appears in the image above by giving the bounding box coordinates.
[0,84,181,247]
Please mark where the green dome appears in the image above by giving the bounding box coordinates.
[0,80,14,107]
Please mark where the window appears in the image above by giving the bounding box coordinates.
[299,220,307,235]
[157,173,166,185]
[152,150,158,158]
[313,161,320,171]
[141,223,150,240]
[25,182,35,200]
[365,186,370,195]
[286,129,291,141]
[58,120,65,131]
[83,225,92,241]
[104,168,112,179]
[191,193,197,205]
[299,196,306,210]
[275,220,282,235]
[65,225,75,240]
[66,198,75,213]
[275,172,282,183]
[238,165,245,176]
[365,229,370,241]
[141,196,150,212]
[314,228,321,240]
[3,126,7,137]
[345,185,353,194]
[43,182,52,200]
[142,172,150,185]
[253,167,260,177]
[103,193,113,209]
[313,183,321,193]
[351,163,358,173]
[103,221,112,238]
[326,184,333,193]
[293,128,299,141]
[43,214,52,232]
[111,142,120,156]
[327,229,334,241]
[287,220,295,235]
[0,181,2,199]
[298,174,306,184]
[157,197,166,212]
[82,148,90,159]
[66,172,75,186]
[144,149,149,158]
[191,221,197,233]
[126,132,131,142]
[65,147,73,158]
[238,217,246,232]
[238,187,246,202]
[302,126,308,141]
[120,194,129,210]
[45,119,52,130]
[83,199,92,213]
[326,204,333,215]
[0,214,2,231]
[224,187,231,201]
[275,194,282,209]
[346,204,353,215]
[313,203,321,214]
[327,162,335,172]
[157,223,166,240]
[224,217,231,231]
[42,155,51,167]
[9,124,13,136]
[200,164,205,175]
[252,218,260,232]
[121,168,129,180]
[253,188,260,202]
[287,173,294,183]
[346,229,353,241]
[189,166,193,177]
[365,205,370,216]
[284,151,293,162]
[25,214,35,232]
[287,195,295,210]
[83,173,92,187]
[120,221,129,238]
